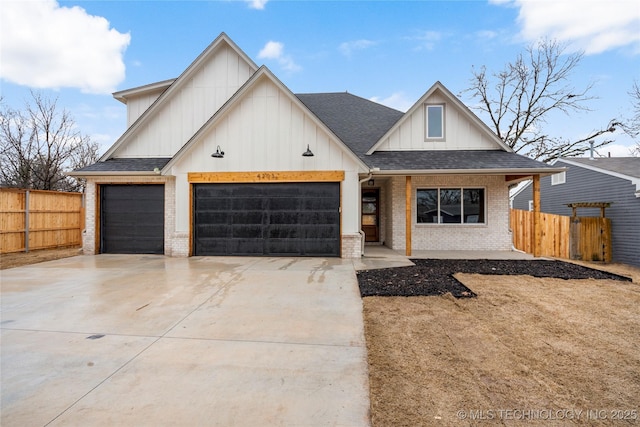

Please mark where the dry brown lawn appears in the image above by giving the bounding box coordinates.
[364,263,640,426]
[0,247,81,270]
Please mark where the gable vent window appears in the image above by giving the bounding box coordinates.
[425,104,445,140]
[551,171,566,185]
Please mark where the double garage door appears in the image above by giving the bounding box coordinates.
[193,182,340,257]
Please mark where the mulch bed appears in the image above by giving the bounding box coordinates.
[357,259,632,298]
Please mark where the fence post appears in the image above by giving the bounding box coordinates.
[24,190,30,253]
[532,175,541,257]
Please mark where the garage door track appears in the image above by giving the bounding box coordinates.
[1,255,370,426]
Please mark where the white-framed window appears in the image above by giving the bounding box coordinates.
[425,104,445,140]
[551,171,566,185]
[528,200,534,211]
[416,187,486,224]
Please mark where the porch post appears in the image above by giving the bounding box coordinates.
[405,176,412,256]
[532,174,541,257]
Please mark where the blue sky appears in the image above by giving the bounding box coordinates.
[1,0,639,157]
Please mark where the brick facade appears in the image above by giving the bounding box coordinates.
[386,175,512,252]
[81,176,172,255]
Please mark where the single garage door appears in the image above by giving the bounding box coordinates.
[100,184,164,254]
[193,182,340,256]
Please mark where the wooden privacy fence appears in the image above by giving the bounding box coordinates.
[510,209,611,262]
[0,189,84,254]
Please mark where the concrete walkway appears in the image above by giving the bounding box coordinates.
[355,245,536,270]
[1,255,370,426]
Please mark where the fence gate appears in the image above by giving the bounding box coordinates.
[569,216,611,262]
[568,202,612,263]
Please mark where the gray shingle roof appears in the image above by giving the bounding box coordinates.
[74,158,171,172]
[364,150,562,172]
[560,157,640,179]
[296,92,404,159]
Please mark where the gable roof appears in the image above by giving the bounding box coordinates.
[296,92,404,161]
[510,157,640,200]
[100,32,258,161]
[297,90,559,175]
[366,81,511,155]
[163,66,370,172]
[559,157,640,180]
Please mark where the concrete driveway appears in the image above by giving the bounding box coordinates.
[1,255,370,426]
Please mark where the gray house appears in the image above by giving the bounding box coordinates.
[512,157,640,267]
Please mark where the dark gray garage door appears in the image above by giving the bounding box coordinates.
[100,184,164,254]
[193,182,340,256]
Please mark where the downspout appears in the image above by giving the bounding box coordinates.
[358,173,373,256]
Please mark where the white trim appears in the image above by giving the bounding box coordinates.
[369,167,565,176]
[113,79,176,104]
[551,171,566,185]
[425,103,445,140]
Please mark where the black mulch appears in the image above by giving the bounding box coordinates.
[356,259,632,298]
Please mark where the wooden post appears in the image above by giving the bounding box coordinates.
[532,175,541,257]
[405,176,412,257]
[24,190,30,253]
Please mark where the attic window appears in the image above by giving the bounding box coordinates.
[425,104,445,140]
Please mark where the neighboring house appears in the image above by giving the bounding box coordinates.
[70,33,561,258]
[512,157,640,267]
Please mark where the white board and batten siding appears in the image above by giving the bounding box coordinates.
[376,91,500,151]
[125,88,167,127]
[114,43,256,159]
[169,75,363,235]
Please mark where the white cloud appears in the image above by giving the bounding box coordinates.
[498,0,640,54]
[246,0,268,10]
[258,41,301,72]
[0,0,130,94]
[590,143,636,158]
[476,30,499,40]
[339,39,376,57]
[407,30,444,51]
[258,41,284,59]
[369,92,413,112]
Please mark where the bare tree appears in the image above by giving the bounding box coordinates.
[465,39,620,162]
[622,81,640,156]
[0,92,99,191]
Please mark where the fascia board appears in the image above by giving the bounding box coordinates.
[66,171,161,177]
[100,33,259,162]
[112,79,176,104]
[368,167,566,176]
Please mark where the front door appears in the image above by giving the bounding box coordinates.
[362,189,379,242]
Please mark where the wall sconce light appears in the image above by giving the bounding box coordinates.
[302,144,314,157]
[368,179,375,187]
[211,145,225,158]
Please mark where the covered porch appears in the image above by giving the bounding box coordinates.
[358,173,547,258]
